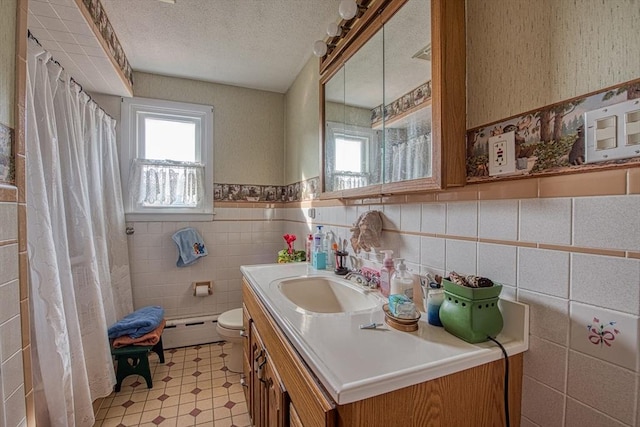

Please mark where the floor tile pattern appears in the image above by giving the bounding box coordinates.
[94,342,250,427]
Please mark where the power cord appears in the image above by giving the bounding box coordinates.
[487,336,510,427]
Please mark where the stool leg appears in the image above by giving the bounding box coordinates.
[152,337,165,364]
[139,355,153,389]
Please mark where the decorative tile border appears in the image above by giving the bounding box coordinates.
[80,0,133,86]
[0,123,14,184]
[213,176,320,203]
[466,79,640,181]
[371,81,431,127]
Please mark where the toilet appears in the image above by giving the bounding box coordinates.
[216,308,243,373]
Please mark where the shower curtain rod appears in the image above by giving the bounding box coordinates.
[27,30,116,122]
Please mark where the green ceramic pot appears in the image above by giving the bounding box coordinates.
[439,279,504,343]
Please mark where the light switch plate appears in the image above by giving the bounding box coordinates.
[488,131,516,176]
[585,98,640,163]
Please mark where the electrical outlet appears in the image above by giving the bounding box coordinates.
[488,131,516,176]
[585,98,640,163]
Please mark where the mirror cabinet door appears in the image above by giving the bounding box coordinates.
[324,66,345,193]
[383,0,432,184]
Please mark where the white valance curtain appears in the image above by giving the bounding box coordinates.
[129,159,205,208]
[26,38,133,426]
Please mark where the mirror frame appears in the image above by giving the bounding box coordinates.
[319,0,465,199]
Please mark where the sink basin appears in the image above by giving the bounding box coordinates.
[274,276,381,313]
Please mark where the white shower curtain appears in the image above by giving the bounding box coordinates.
[26,38,133,426]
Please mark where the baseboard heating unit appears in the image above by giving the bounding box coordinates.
[163,315,222,349]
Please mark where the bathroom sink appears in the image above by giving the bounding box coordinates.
[274,276,382,313]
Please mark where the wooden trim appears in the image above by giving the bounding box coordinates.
[243,281,337,427]
[538,244,626,258]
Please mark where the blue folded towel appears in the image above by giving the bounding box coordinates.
[108,306,165,339]
[172,227,208,267]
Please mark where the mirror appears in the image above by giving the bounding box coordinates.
[324,31,383,192]
[323,0,432,194]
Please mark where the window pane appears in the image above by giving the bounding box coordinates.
[144,118,196,162]
[335,137,362,172]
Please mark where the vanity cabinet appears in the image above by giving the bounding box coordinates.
[320,0,466,198]
[242,278,524,427]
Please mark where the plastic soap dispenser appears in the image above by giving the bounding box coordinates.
[312,226,326,269]
[379,250,394,297]
[390,259,414,299]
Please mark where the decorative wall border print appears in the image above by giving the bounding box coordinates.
[466,79,640,182]
[214,176,320,203]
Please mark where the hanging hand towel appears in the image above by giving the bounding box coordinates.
[172,227,208,267]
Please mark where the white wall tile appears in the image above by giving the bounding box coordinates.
[570,302,638,372]
[1,350,24,397]
[382,205,400,231]
[420,236,445,270]
[0,244,18,285]
[566,351,636,424]
[565,397,628,427]
[524,335,567,392]
[445,201,477,237]
[0,203,17,241]
[571,253,640,315]
[520,198,572,245]
[421,203,446,234]
[573,195,640,251]
[477,243,517,286]
[0,316,21,363]
[0,280,19,325]
[478,199,518,240]
[444,239,477,276]
[4,385,26,427]
[400,204,421,232]
[517,290,569,346]
[521,376,565,427]
[518,248,570,298]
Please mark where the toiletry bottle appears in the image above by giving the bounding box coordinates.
[426,285,444,326]
[305,234,313,262]
[312,226,326,269]
[390,259,414,299]
[379,250,394,297]
[324,230,335,269]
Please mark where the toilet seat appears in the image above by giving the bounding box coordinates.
[218,308,243,330]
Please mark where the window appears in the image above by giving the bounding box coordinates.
[121,97,214,221]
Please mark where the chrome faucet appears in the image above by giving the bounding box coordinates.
[345,271,379,290]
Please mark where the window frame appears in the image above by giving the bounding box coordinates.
[120,96,214,222]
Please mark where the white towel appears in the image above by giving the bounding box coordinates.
[172,227,208,267]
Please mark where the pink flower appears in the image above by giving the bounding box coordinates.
[283,234,297,254]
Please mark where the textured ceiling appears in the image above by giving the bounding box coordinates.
[100,0,342,93]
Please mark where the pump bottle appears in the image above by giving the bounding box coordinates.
[390,259,414,299]
[379,250,394,297]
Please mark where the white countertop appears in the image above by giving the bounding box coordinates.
[241,263,529,405]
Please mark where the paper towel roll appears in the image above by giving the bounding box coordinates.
[193,281,211,297]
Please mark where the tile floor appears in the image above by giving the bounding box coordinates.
[94,342,250,427]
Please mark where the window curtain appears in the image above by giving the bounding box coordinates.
[390,134,432,181]
[129,159,205,208]
[26,38,133,426]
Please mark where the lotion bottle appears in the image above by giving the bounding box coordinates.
[390,259,414,299]
[379,250,394,297]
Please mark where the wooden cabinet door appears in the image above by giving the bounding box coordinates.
[250,323,267,427]
[241,305,251,405]
[265,356,288,427]
[289,403,304,427]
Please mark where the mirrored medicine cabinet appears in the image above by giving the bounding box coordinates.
[320,0,466,198]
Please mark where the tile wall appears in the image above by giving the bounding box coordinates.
[127,171,640,426]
